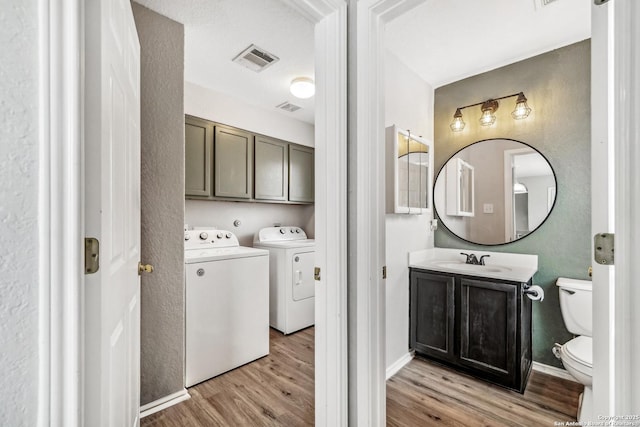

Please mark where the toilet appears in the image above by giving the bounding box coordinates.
[555,277,593,422]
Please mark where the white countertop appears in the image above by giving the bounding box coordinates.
[408,248,538,283]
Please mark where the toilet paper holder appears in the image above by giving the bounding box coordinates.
[523,285,545,301]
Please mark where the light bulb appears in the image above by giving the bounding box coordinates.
[511,93,531,120]
[449,108,465,132]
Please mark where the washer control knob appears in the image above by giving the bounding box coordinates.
[199,232,208,240]
[290,228,295,233]
[216,233,223,239]
[225,233,232,239]
[279,229,286,234]
[185,233,190,241]
[295,228,301,233]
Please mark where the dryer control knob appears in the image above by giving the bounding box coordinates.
[225,233,232,239]
[199,232,208,240]
[295,229,301,233]
[290,228,295,233]
[216,233,223,239]
[185,233,190,241]
[279,229,286,234]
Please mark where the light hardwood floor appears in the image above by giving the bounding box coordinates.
[142,327,582,426]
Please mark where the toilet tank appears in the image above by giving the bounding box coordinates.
[557,278,592,337]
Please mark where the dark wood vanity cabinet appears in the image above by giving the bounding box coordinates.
[410,269,532,393]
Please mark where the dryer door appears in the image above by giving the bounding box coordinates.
[292,250,315,301]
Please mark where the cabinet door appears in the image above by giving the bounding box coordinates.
[410,271,456,362]
[214,125,253,199]
[289,145,314,203]
[459,278,517,379]
[185,116,213,197]
[254,136,288,201]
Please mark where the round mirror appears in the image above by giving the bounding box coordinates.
[434,139,557,245]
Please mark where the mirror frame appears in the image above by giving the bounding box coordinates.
[433,138,558,246]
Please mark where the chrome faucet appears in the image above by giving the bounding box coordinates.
[460,253,491,265]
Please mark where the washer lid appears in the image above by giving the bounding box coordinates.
[564,336,592,367]
[254,239,315,249]
[185,246,268,263]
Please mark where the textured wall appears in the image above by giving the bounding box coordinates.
[132,3,186,405]
[0,0,40,425]
[384,50,435,371]
[434,40,591,368]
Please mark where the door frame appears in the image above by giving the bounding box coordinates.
[41,0,351,426]
[38,0,84,425]
[349,0,425,424]
[503,147,535,242]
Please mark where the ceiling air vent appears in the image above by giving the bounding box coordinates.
[232,44,280,72]
[276,101,301,113]
[534,0,559,8]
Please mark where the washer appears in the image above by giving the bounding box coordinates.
[253,226,315,334]
[184,228,269,387]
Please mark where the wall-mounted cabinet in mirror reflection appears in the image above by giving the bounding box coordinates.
[434,139,557,245]
[445,158,474,217]
[386,125,434,214]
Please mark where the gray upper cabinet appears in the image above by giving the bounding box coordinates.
[185,115,213,197]
[289,145,314,203]
[214,125,253,199]
[254,136,288,201]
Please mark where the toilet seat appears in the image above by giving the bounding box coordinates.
[565,336,592,367]
[561,336,592,380]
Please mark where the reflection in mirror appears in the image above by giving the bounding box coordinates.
[386,125,433,214]
[434,139,556,245]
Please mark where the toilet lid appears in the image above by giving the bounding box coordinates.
[565,336,592,367]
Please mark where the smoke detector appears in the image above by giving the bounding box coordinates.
[232,44,280,72]
[276,101,301,113]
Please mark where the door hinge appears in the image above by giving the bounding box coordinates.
[594,233,614,265]
[84,237,100,274]
[314,267,321,281]
[382,266,387,279]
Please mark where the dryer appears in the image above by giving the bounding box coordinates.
[254,226,315,334]
[184,228,269,387]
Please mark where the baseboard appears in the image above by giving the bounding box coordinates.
[532,361,576,381]
[140,388,190,418]
[386,351,414,380]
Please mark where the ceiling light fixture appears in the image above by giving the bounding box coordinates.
[290,77,315,99]
[449,92,532,132]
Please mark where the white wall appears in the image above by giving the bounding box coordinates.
[184,82,315,245]
[186,200,314,247]
[0,1,40,424]
[185,82,315,147]
[384,50,435,373]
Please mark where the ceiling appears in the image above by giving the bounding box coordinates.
[385,0,591,88]
[134,0,316,123]
[134,0,590,126]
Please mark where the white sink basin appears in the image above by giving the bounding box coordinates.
[431,261,512,274]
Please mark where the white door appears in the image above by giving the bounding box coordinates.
[591,0,640,417]
[84,0,141,425]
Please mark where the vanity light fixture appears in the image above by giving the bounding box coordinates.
[290,77,315,99]
[449,92,532,132]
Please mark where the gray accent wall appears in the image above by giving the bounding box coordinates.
[433,40,591,368]
[132,3,186,405]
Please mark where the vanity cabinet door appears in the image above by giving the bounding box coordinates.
[458,278,517,384]
[185,116,213,197]
[410,271,456,362]
[214,125,253,199]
